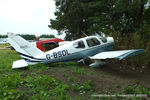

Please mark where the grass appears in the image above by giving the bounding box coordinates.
[124,85,150,96]
[0,45,86,99]
[0,50,21,70]
[0,44,150,100]
[71,80,94,94]
[0,43,10,48]
[71,67,86,75]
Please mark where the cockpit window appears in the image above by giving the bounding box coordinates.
[86,38,101,47]
[100,37,107,43]
[42,42,59,51]
[42,42,58,51]
[73,41,85,48]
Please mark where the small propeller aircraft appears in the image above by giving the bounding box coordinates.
[7,33,145,69]
[0,38,8,44]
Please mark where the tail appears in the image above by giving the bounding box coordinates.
[7,33,46,68]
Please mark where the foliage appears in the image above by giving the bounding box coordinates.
[25,75,71,100]
[0,47,150,99]
[19,34,35,40]
[40,34,55,38]
[0,50,21,72]
[25,75,56,89]
[124,85,150,96]
[49,0,150,68]
[71,80,94,94]
[0,34,56,40]
[0,35,7,38]
[19,34,56,40]
[0,74,25,99]
[146,40,150,69]
[50,0,148,39]
[0,49,72,100]
[71,67,86,75]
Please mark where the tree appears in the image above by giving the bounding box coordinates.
[0,35,7,38]
[49,0,148,39]
[19,34,35,40]
[40,34,55,38]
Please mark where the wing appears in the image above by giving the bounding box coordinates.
[90,49,145,60]
[90,49,145,67]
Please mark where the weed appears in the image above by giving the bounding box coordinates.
[140,86,150,96]
[124,84,150,95]
[25,75,56,89]
[63,73,68,77]
[123,85,150,100]
[71,80,94,94]
[24,74,72,100]
[116,85,121,89]
[55,83,70,100]
[90,71,94,75]
[0,89,24,100]
[83,80,94,91]
[71,67,86,75]
[124,85,139,94]
[31,83,70,100]
[67,76,73,82]
[0,73,25,99]
[72,83,80,92]
[0,73,25,88]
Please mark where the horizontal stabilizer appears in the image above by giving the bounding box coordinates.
[12,59,28,69]
[90,49,145,60]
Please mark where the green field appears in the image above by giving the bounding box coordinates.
[0,44,150,100]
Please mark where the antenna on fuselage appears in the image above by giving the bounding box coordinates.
[81,31,88,37]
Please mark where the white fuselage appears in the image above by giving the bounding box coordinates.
[32,36,114,64]
[8,33,145,69]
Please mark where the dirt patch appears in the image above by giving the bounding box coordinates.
[37,62,150,99]
[101,61,150,85]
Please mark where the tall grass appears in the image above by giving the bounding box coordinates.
[0,49,21,72]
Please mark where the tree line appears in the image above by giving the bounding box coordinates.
[49,0,150,69]
[0,34,55,40]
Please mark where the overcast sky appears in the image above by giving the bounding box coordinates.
[0,0,58,36]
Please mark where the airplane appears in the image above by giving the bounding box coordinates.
[0,38,8,44]
[7,33,145,69]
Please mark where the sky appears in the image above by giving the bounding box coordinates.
[0,0,59,37]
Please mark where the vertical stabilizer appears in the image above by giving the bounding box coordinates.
[7,33,44,60]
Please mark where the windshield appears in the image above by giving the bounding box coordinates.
[86,38,101,47]
[99,37,107,43]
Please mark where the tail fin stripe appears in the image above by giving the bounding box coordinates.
[23,58,45,62]
[18,52,33,58]
[18,52,46,60]
[23,58,43,62]
[26,60,42,62]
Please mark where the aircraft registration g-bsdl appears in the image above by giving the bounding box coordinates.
[7,33,145,69]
